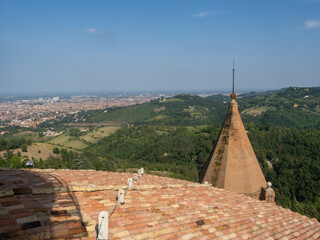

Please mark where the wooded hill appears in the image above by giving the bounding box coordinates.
[238,87,320,129]
[87,94,228,126]
[85,87,320,129]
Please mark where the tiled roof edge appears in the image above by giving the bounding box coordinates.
[1,183,210,197]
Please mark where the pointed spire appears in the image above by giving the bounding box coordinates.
[199,63,267,199]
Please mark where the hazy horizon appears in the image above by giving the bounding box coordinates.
[1,85,319,96]
[2,86,320,99]
[1,0,320,94]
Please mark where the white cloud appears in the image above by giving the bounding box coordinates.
[193,11,216,18]
[84,28,102,34]
[304,20,320,29]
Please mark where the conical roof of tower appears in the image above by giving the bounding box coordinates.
[199,95,267,198]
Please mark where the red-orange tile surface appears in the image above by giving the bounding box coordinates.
[0,168,319,239]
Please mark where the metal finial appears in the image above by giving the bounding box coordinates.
[230,60,236,99]
[232,60,235,94]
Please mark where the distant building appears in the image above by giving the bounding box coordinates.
[79,128,89,132]
[0,131,9,136]
[25,161,34,167]
[43,130,55,136]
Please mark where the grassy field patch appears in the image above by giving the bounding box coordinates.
[48,134,88,150]
[242,106,276,116]
[146,115,167,122]
[12,131,55,142]
[186,125,208,132]
[160,98,183,103]
[0,143,66,160]
[65,121,124,127]
[80,126,120,143]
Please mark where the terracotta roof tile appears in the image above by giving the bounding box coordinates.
[0,168,319,239]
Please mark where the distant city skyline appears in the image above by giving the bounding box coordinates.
[1,0,320,94]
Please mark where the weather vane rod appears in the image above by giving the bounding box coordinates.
[232,60,235,94]
[230,60,236,99]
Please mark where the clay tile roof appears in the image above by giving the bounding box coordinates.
[0,168,319,240]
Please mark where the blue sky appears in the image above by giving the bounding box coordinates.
[0,0,319,93]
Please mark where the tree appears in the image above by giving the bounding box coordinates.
[53,147,60,154]
[21,158,28,168]
[101,157,116,172]
[21,144,27,152]
[0,157,9,167]
[46,156,64,169]
[4,150,13,161]
[71,159,86,169]
[71,157,93,170]
[34,158,45,169]
[10,155,21,168]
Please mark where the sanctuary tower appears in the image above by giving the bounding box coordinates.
[199,63,267,198]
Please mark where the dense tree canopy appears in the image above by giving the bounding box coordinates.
[0,137,32,151]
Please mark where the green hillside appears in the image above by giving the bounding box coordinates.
[86,87,320,129]
[209,87,320,129]
[238,87,320,129]
[88,95,228,126]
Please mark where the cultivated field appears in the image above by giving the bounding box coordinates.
[0,143,61,160]
[65,121,124,127]
[80,126,120,143]
[13,131,56,142]
[48,134,88,150]
[46,126,120,149]
[241,106,276,116]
